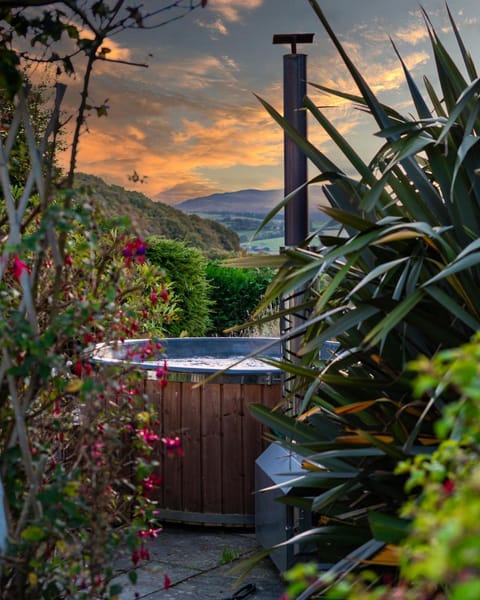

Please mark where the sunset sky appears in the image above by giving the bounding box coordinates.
[59,0,480,204]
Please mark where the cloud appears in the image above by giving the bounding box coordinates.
[393,25,429,46]
[195,17,229,37]
[69,96,284,201]
[210,0,264,23]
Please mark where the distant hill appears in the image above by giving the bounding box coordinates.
[174,187,329,219]
[74,174,240,256]
[175,189,283,215]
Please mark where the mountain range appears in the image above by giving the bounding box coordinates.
[174,189,283,214]
[157,187,328,217]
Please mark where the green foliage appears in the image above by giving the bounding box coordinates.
[146,237,211,337]
[0,2,210,597]
[75,173,240,258]
[240,0,480,593]
[306,335,480,599]
[0,82,63,189]
[205,262,275,335]
[0,182,169,597]
[219,546,241,565]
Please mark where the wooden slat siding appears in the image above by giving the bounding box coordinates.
[158,381,183,510]
[221,383,244,514]
[143,376,165,507]
[260,383,282,447]
[201,382,222,514]
[180,381,203,512]
[242,384,264,514]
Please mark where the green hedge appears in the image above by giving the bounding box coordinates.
[206,262,275,335]
[146,237,211,337]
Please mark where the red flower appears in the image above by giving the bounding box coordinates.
[122,238,147,266]
[161,286,169,303]
[156,359,168,388]
[142,472,162,495]
[164,574,171,590]
[12,255,30,279]
[73,360,92,377]
[442,478,455,495]
[150,290,158,305]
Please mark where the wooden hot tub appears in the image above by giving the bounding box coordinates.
[93,337,282,526]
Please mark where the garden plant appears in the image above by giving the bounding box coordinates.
[231,0,480,596]
[0,1,207,597]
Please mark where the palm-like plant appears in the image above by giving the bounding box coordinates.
[236,0,480,583]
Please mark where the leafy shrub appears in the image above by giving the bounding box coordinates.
[0,181,170,597]
[205,262,275,335]
[290,335,480,600]
[146,237,211,337]
[239,0,480,594]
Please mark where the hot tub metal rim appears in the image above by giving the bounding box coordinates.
[91,337,283,384]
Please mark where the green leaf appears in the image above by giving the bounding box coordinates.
[21,525,46,542]
[423,252,480,286]
[127,570,138,585]
[312,480,362,512]
[363,289,423,347]
[368,511,411,544]
[109,583,124,596]
[248,404,319,444]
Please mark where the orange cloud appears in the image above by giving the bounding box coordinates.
[211,0,264,23]
[69,100,284,200]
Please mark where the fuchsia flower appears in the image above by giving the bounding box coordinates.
[164,574,171,590]
[132,545,151,565]
[161,286,169,303]
[136,427,160,447]
[122,237,147,266]
[12,255,30,279]
[73,360,92,377]
[156,359,168,388]
[138,527,162,539]
[150,290,158,305]
[142,472,162,495]
[442,478,455,495]
[162,436,183,457]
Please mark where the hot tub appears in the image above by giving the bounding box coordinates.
[93,337,282,526]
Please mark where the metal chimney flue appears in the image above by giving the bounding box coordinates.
[273,33,314,247]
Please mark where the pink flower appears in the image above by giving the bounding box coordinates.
[142,472,162,495]
[138,527,162,539]
[137,427,160,447]
[162,436,183,457]
[161,286,169,303]
[156,359,168,388]
[12,255,30,279]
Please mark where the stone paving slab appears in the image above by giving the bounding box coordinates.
[114,525,285,600]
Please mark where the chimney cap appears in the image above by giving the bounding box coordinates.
[273,33,314,54]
